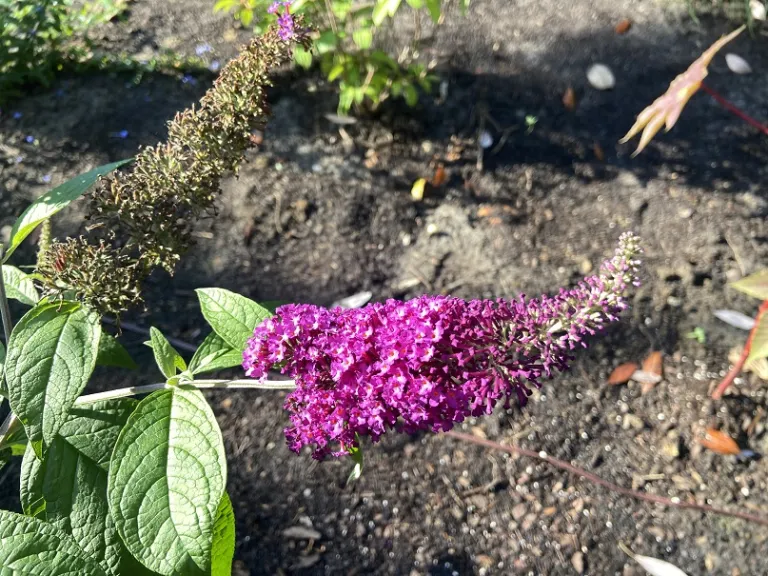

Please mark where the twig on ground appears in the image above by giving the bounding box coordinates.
[445,430,768,528]
[701,83,768,135]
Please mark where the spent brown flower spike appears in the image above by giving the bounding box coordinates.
[38,18,311,315]
[620,25,745,156]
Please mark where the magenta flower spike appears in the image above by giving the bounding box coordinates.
[244,233,642,458]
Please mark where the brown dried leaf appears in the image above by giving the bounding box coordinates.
[562,86,577,111]
[431,163,447,187]
[615,18,632,34]
[608,362,638,385]
[642,351,663,377]
[620,26,745,155]
[593,142,605,162]
[698,428,741,456]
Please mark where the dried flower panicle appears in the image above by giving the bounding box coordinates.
[244,233,642,459]
[38,18,310,315]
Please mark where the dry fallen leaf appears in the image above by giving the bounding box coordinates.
[411,178,427,201]
[642,351,663,377]
[431,163,447,187]
[615,18,632,34]
[715,309,755,331]
[593,142,605,162]
[620,26,745,155]
[562,86,577,111]
[608,362,638,385]
[699,428,741,456]
[620,543,689,576]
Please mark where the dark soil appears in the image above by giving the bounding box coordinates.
[2,0,768,574]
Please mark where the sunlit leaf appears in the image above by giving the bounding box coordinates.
[747,314,768,365]
[730,269,768,300]
[620,26,745,156]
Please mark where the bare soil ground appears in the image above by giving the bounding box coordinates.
[2,0,768,574]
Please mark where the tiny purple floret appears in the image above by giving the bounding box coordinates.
[268,1,296,41]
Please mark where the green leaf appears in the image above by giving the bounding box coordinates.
[2,159,132,262]
[239,8,254,27]
[6,301,101,458]
[405,0,424,8]
[147,327,186,379]
[747,313,768,365]
[213,0,238,12]
[0,510,108,575]
[19,399,136,574]
[108,387,227,576]
[460,0,470,13]
[346,443,364,484]
[97,332,138,370]
[327,62,345,82]
[425,0,441,21]
[352,28,374,49]
[189,332,242,375]
[210,493,236,576]
[403,83,419,106]
[1,264,39,305]
[196,288,271,352]
[0,340,4,389]
[294,44,313,69]
[731,270,768,301]
[372,0,390,24]
[315,30,339,54]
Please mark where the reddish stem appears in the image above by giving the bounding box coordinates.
[712,300,768,399]
[700,83,768,135]
[445,430,768,527]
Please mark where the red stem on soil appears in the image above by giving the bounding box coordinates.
[445,430,768,528]
[700,83,768,135]
[712,300,768,400]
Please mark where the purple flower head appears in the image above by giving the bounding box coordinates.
[268,1,295,41]
[244,233,642,459]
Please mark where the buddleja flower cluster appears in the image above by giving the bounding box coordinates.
[244,233,642,458]
[37,17,310,315]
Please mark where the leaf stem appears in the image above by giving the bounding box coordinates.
[0,245,13,343]
[0,378,296,448]
[445,430,768,527]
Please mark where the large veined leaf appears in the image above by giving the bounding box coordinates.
[20,398,137,575]
[1,264,39,305]
[5,301,101,458]
[731,269,768,301]
[210,493,236,576]
[2,158,132,262]
[0,509,108,575]
[108,387,227,575]
[196,288,272,352]
[188,332,243,375]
